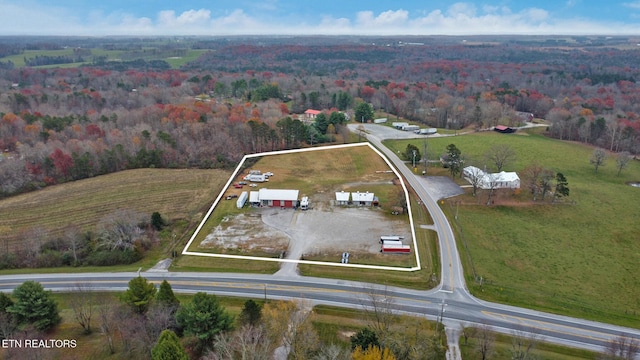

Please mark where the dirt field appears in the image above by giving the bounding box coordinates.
[200,204,411,262]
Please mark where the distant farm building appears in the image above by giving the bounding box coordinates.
[258,188,299,208]
[463,166,521,189]
[304,109,322,119]
[494,125,516,133]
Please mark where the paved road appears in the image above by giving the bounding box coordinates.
[0,271,638,356]
[1,124,638,358]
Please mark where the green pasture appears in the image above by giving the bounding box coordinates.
[0,48,207,69]
[385,130,640,328]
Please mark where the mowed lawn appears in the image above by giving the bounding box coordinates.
[0,168,230,250]
[386,130,640,328]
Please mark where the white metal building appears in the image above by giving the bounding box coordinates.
[335,191,350,205]
[352,191,375,206]
[258,188,299,208]
[249,191,260,206]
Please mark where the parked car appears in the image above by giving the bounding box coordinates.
[233,183,243,188]
[249,183,257,187]
[225,194,238,200]
[238,181,247,185]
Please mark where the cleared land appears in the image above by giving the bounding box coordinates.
[0,168,230,251]
[188,145,419,269]
[385,130,640,328]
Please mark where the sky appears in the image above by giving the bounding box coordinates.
[1,0,640,36]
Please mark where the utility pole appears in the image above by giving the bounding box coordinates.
[412,149,416,170]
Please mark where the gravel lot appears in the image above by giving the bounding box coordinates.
[201,205,411,261]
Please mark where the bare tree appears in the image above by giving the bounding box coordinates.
[96,209,147,251]
[262,299,318,359]
[615,151,631,176]
[486,144,516,172]
[312,343,351,360]
[463,165,485,197]
[485,173,500,206]
[360,285,397,342]
[474,324,495,360]
[510,328,539,360]
[69,282,94,334]
[539,169,556,201]
[601,335,640,360]
[590,148,607,173]
[522,161,544,201]
[208,325,273,360]
[97,297,117,354]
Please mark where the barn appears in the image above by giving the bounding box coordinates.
[258,188,299,208]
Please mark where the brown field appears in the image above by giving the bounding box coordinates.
[0,168,230,251]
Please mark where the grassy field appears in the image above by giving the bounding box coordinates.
[459,328,599,359]
[0,168,230,252]
[385,130,640,328]
[0,48,208,69]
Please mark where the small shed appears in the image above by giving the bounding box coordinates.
[352,191,375,206]
[335,191,350,206]
[258,188,299,208]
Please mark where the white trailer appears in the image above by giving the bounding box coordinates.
[236,191,248,209]
[416,128,438,135]
[380,239,403,246]
[402,125,420,132]
[380,235,403,242]
[373,118,388,124]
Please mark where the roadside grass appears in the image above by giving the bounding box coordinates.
[459,329,599,359]
[385,130,640,328]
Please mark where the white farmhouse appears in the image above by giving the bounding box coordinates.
[463,166,520,189]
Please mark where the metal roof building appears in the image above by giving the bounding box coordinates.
[258,188,299,208]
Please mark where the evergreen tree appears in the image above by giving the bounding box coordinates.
[444,144,463,178]
[175,292,233,354]
[156,280,180,310]
[239,299,262,326]
[151,212,165,231]
[7,281,61,331]
[554,172,570,201]
[120,276,157,314]
[355,102,374,123]
[350,328,380,351]
[151,330,189,360]
[404,144,422,165]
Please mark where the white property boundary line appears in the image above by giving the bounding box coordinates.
[182,142,421,272]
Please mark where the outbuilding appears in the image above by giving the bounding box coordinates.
[249,191,260,206]
[258,188,299,208]
[335,191,350,206]
[352,191,375,206]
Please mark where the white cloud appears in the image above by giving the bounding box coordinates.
[0,3,637,36]
[623,1,640,9]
